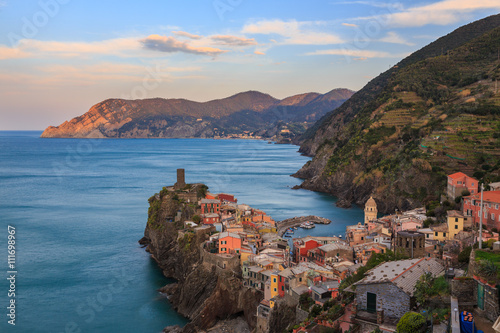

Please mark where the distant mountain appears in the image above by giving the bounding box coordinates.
[40,89,354,139]
[294,14,500,214]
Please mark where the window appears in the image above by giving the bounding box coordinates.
[443,233,446,237]
[435,232,438,236]
[455,218,458,222]
[273,278,276,283]
[472,182,475,186]
[427,234,429,238]
[455,225,458,229]
[274,288,277,292]
[491,214,495,220]
[282,286,284,291]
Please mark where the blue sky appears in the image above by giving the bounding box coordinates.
[0,0,499,130]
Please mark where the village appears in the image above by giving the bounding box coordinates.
[170,169,500,333]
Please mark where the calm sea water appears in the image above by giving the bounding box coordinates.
[0,131,363,332]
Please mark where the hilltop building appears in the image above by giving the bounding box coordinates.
[447,172,478,200]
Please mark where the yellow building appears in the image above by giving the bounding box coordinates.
[431,224,449,241]
[447,210,464,239]
[364,196,378,224]
[431,210,464,241]
[270,271,279,299]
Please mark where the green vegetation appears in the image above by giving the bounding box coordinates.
[396,312,426,333]
[300,17,500,211]
[458,246,472,263]
[147,196,163,229]
[414,273,450,305]
[299,293,314,311]
[178,231,195,252]
[192,215,201,223]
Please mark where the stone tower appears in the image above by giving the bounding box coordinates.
[174,168,186,190]
[364,196,378,224]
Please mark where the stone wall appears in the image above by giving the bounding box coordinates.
[200,243,241,275]
[451,278,476,310]
[476,281,499,322]
[356,282,410,319]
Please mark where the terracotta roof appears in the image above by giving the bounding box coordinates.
[218,231,241,239]
[448,172,468,180]
[466,191,500,203]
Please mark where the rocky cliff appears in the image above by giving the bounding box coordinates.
[41,89,354,139]
[139,185,262,333]
[294,14,500,214]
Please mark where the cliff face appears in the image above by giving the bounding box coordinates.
[41,89,354,139]
[294,14,500,214]
[140,186,262,332]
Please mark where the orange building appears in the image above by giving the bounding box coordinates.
[218,232,242,254]
[447,172,478,200]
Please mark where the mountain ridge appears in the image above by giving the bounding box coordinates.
[41,89,354,139]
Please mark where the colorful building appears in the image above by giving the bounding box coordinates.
[218,232,242,254]
[463,191,500,230]
[200,198,221,214]
[447,210,464,239]
[447,172,478,200]
[217,193,238,203]
[202,213,220,225]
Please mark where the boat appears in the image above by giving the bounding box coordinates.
[300,221,315,229]
[339,235,343,238]
[287,228,294,234]
[283,233,292,237]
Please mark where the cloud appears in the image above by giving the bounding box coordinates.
[378,31,414,46]
[0,45,29,60]
[242,19,344,45]
[140,34,227,56]
[306,48,408,58]
[342,23,359,27]
[211,35,257,46]
[254,50,266,55]
[172,31,203,40]
[337,1,404,10]
[356,0,500,28]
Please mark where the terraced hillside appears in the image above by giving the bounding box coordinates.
[295,16,500,213]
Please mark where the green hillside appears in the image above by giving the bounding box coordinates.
[295,15,500,213]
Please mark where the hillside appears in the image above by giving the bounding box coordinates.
[40,89,354,139]
[295,14,500,214]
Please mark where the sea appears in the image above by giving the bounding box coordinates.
[0,131,363,332]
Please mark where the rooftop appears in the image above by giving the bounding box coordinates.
[218,231,241,239]
[355,258,444,295]
[318,243,352,252]
[466,191,500,203]
[448,172,471,180]
[201,199,221,204]
[431,224,449,232]
[447,210,464,218]
[397,230,425,238]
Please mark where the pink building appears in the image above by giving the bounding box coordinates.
[463,191,500,230]
[447,172,478,199]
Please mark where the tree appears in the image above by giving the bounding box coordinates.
[397,312,426,333]
[458,246,472,263]
[192,215,201,223]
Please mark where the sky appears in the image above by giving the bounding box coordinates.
[0,0,499,130]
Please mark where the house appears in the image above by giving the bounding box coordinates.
[447,210,464,239]
[294,238,320,262]
[311,281,340,305]
[217,193,237,203]
[346,223,369,247]
[352,258,444,319]
[202,213,220,225]
[200,198,221,214]
[307,243,353,266]
[447,172,478,200]
[431,224,449,242]
[218,231,241,254]
[463,191,500,230]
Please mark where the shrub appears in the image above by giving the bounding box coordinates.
[458,246,472,263]
[192,215,201,223]
[397,312,426,333]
